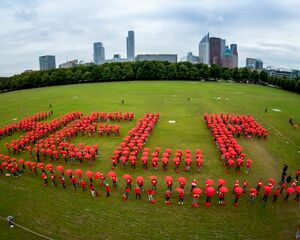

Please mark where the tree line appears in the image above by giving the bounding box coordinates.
[0,61,299,93]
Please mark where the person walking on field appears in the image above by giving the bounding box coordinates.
[135,186,141,200]
[105,183,110,197]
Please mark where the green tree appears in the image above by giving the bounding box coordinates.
[102,67,111,81]
[260,71,269,83]
[231,68,242,82]
[210,64,221,79]
[165,64,178,80]
[222,69,231,80]
[123,64,134,80]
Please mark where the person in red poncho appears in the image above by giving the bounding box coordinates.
[234,190,241,206]
[151,178,157,191]
[60,173,66,188]
[70,176,78,190]
[218,191,225,205]
[165,190,171,205]
[135,186,141,200]
[167,180,172,192]
[50,172,57,187]
[126,178,132,189]
[242,180,248,193]
[123,186,130,201]
[147,189,154,203]
[178,189,184,205]
[89,183,95,197]
[272,187,281,202]
[80,179,86,192]
[191,179,197,192]
[112,176,117,190]
[105,183,110,197]
[249,190,257,206]
[41,172,48,186]
[256,179,263,193]
[296,169,300,181]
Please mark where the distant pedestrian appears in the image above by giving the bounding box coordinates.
[265,107,267,113]
[135,186,141,200]
[121,100,124,104]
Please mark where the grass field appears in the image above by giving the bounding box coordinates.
[0,81,299,240]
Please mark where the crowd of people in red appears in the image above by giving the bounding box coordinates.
[110,113,160,169]
[1,110,299,209]
[0,111,53,138]
[1,157,299,207]
[115,147,204,173]
[204,113,268,173]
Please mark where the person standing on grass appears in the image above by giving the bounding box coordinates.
[249,190,257,206]
[105,183,110,197]
[135,186,141,200]
[123,186,130,201]
[165,190,172,205]
[112,176,118,190]
[60,173,66,188]
[272,187,281,202]
[90,183,96,197]
[295,225,300,240]
[151,177,157,191]
[41,172,48,187]
[256,179,263,193]
[147,188,154,203]
[295,187,300,201]
[178,189,184,205]
[80,179,86,192]
[191,179,197,192]
[50,172,57,187]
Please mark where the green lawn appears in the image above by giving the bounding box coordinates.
[0,81,299,240]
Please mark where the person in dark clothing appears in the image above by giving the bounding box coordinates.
[286,175,292,184]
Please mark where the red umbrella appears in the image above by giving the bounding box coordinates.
[296,186,300,192]
[56,165,64,172]
[164,176,172,182]
[286,187,295,194]
[205,179,214,186]
[18,159,25,164]
[65,169,73,175]
[175,188,184,193]
[45,163,53,170]
[25,161,31,166]
[74,169,82,176]
[250,188,257,194]
[177,177,187,184]
[234,187,243,195]
[107,171,116,178]
[122,174,131,180]
[264,185,271,193]
[149,175,157,180]
[136,176,144,182]
[94,172,101,179]
[205,187,216,196]
[37,163,44,169]
[268,178,275,185]
[218,179,226,185]
[192,188,202,195]
[85,171,93,178]
[219,187,229,193]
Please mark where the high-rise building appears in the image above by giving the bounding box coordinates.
[199,33,210,65]
[93,42,105,64]
[59,59,78,69]
[126,31,135,60]
[220,39,226,59]
[39,55,56,70]
[246,58,263,70]
[230,44,238,68]
[221,46,233,68]
[209,37,221,66]
[136,54,177,63]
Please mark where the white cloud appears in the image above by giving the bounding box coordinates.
[0,0,300,76]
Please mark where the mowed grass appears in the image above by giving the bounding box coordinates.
[0,81,299,240]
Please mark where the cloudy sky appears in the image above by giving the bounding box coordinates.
[1,0,300,76]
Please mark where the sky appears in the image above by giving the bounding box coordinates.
[1,0,300,76]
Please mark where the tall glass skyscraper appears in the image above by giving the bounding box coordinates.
[93,42,105,64]
[126,31,135,60]
[230,44,238,68]
[198,33,210,65]
[39,55,56,70]
[209,37,222,66]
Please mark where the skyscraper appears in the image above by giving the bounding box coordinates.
[126,31,135,60]
[221,46,233,68]
[220,39,226,59]
[39,55,56,70]
[93,42,105,64]
[230,44,238,68]
[209,37,221,66]
[199,33,209,65]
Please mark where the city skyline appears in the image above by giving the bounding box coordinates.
[1,0,300,76]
